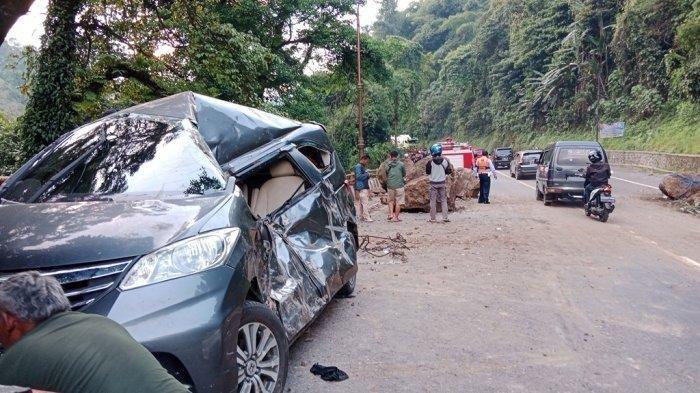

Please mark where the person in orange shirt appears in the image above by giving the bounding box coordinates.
[473,151,497,204]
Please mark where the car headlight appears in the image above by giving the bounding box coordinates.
[120,228,240,290]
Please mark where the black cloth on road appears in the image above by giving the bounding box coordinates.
[310,363,349,382]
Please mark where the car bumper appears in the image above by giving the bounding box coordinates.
[494,160,510,168]
[516,166,537,176]
[545,185,584,198]
[87,263,247,393]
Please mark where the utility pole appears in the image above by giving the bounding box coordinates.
[355,0,365,160]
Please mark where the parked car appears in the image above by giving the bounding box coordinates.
[535,141,607,205]
[492,147,514,169]
[510,150,542,179]
[0,92,358,393]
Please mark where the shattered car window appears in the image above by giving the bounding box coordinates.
[1,115,226,203]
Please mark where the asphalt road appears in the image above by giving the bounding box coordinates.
[286,165,699,392]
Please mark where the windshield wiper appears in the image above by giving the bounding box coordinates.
[27,130,108,203]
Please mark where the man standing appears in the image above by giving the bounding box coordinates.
[425,143,452,222]
[474,150,497,204]
[354,154,373,222]
[0,271,190,393]
[382,150,406,221]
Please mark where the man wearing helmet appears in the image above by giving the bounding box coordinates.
[426,143,452,222]
[583,150,611,207]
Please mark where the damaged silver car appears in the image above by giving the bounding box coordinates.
[0,92,358,393]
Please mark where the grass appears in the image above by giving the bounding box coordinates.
[463,103,700,154]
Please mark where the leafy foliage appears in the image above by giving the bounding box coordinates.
[371,0,699,153]
[19,0,82,158]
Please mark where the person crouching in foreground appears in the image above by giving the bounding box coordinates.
[0,271,190,393]
[426,143,452,222]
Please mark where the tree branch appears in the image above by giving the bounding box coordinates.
[1,0,34,44]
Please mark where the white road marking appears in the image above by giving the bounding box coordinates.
[626,229,700,269]
[496,171,535,190]
[611,176,658,190]
[498,170,657,192]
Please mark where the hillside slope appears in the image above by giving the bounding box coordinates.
[371,0,700,154]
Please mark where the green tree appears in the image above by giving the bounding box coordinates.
[19,0,83,156]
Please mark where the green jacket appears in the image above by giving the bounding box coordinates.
[385,159,406,189]
[0,312,189,393]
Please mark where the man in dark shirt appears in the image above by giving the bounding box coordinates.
[0,271,189,393]
[354,154,373,222]
[583,150,611,207]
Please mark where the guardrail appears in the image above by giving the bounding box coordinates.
[607,150,700,173]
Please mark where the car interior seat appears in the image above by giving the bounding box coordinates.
[251,160,305,218]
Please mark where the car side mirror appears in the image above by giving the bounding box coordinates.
[225,176,237,193]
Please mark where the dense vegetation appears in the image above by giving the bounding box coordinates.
[0,0,698,175]
[370,0,699,157]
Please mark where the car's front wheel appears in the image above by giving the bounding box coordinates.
[237,301,289,393]
[336,274,356,297]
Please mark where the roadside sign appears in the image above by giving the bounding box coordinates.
[598,122,625,138]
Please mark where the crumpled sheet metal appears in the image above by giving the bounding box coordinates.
[263,182,357,339]
[111,91,303,165]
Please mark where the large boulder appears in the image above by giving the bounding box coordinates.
[379,157,479,211]
[659,173,700,200]
[406,156,430,181]
[400,167,478,212]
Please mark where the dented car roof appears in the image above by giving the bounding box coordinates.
[111,91,308,165]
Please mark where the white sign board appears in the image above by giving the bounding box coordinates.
[598,122,625,138]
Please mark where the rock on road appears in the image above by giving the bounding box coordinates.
[287,166,699,392]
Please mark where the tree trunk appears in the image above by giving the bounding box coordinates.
[19,0,83,157]
[0,0,34,44]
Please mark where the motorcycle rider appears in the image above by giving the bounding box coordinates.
[583,150,611,208]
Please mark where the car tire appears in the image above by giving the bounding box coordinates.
[336,274,356,297]
[237,301,289,393]
[536,185,543,201]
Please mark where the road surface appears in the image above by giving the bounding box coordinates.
[287,166,699,392]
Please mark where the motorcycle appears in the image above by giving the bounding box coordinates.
[585,184,615,222]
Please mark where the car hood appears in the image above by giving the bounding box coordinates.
[0,195,229,270]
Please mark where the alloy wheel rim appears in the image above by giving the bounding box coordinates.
[237,322,280,393]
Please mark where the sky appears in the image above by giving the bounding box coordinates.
[5,0,412,48]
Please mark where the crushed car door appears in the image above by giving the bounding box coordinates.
[257,148,357,339]
[268,148,356,300]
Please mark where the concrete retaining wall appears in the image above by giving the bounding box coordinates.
[607,150,700,173]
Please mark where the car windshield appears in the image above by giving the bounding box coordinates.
[522,153,540,164]
[556,148,592,166]
[495,149,512,157]
[1,115,227,203]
